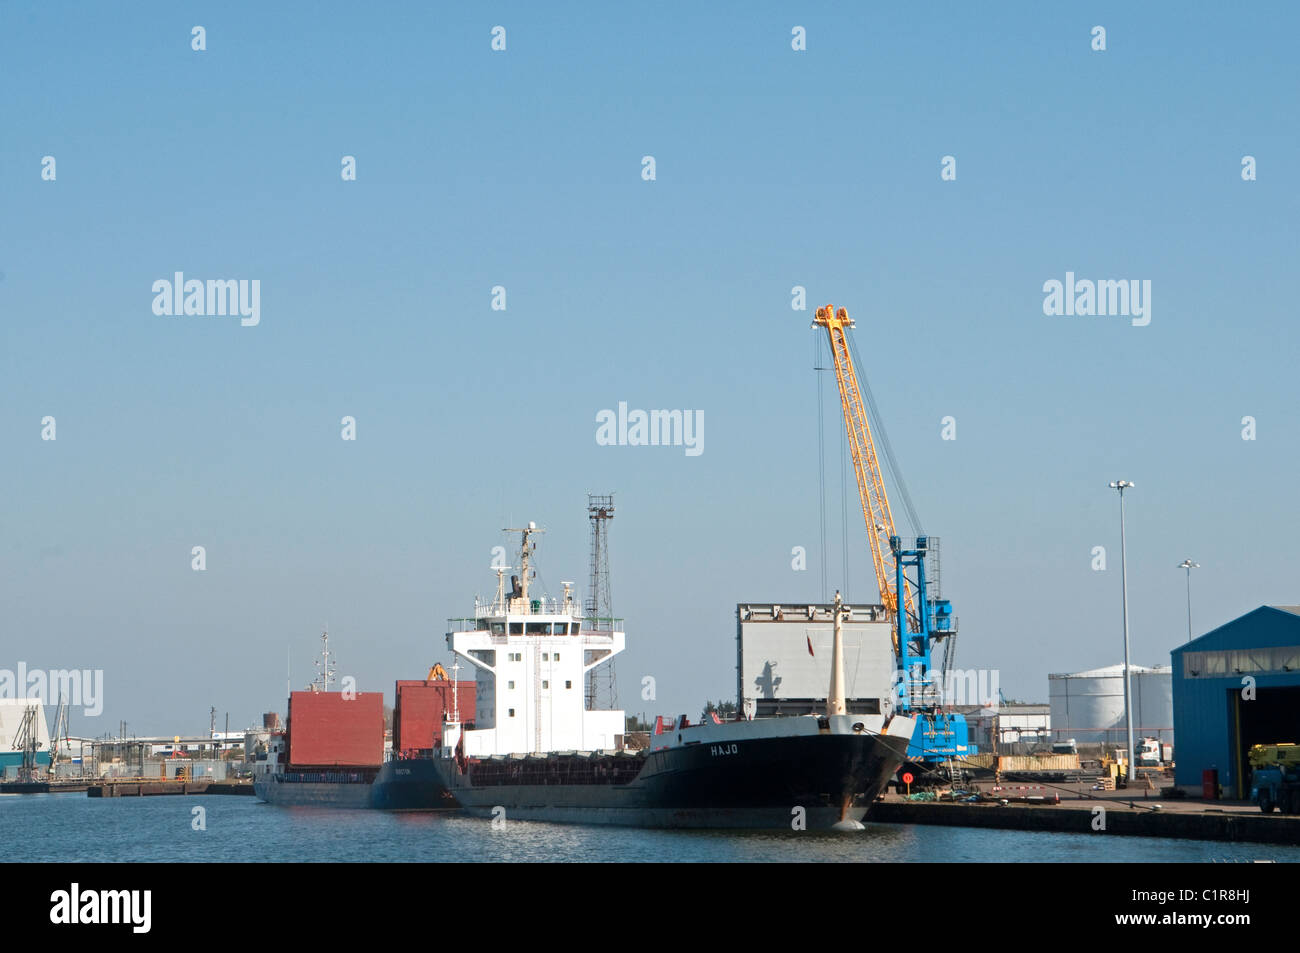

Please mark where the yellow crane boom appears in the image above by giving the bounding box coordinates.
[813,304,917,632]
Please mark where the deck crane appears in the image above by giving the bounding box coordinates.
[812,304,974,773]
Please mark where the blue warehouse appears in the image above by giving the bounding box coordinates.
[1171,606,1300,799]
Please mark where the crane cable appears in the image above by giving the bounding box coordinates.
[845,330,923,540]
[815,333,829,604]
[840,390,850,602]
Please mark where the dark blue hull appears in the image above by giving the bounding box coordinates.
[256,731,911,828]
[372,759,459,809]
[254,758,456,810]
[436,731,911,829]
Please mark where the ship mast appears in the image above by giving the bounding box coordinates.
[827,591,848,716]
[493,567,509,613]
[313,627,336,692]
[503,522,543,608]
[451,659,461,723]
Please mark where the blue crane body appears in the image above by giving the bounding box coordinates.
[890,536,976,766]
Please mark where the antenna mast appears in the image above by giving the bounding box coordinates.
[314,627,337,691]
[503,523,543,609]
[585,494,618,709]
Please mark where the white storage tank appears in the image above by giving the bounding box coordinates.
[1048,664,1173,745]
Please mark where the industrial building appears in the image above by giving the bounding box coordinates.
[960,703,1051,750]
[1048,664,1172,745]
[0,699,51,776]
[1171,605,1300,799]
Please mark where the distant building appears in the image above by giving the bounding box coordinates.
[959,704,1051,750]
[1171,606,1300,799]
[209,730,246,753]
[1048,664,1172,745]
[0,699,51,775]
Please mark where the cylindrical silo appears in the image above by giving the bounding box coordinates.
[1049,664,1172,745]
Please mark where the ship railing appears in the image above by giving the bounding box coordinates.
[450,603,625,623]
[444,624,623,644]
[280,770,375,784]
[470,597,580,617]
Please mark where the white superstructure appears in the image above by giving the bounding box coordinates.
[445,523,626,757]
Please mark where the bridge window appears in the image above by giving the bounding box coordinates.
[565,681,572,689]
[526,622,548,634]
[508,709,515,717]
[509,622,523,635]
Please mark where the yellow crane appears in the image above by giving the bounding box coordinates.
[814,303,974,770]
[812,304,917,637]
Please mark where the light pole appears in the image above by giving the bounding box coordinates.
[1178,559,1200,642]
[1109,480,1136,779]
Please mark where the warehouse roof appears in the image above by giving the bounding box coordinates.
[1172,605,1300,656]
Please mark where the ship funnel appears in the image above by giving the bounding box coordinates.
[827,591,847,717]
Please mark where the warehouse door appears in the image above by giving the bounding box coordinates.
[1234,685,1300,799]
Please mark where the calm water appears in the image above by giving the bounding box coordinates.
[7,793,1298,863]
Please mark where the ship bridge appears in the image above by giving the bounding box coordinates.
[444,523,626,758]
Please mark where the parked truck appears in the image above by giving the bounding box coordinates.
[1248,743,1300,813]
[1136,737,1173,767]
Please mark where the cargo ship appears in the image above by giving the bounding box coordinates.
[431,522,916,829]
[253,649,471,810]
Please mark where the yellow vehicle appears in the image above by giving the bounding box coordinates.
[1248,744,1300,813]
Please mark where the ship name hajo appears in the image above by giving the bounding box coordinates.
[710,744,739,757]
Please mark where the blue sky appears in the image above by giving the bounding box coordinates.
[1,2,1297,735]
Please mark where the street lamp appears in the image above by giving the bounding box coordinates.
[1177,559,1200,643]
[1109,480,1136,779]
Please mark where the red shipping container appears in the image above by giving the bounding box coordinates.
[287,691,384,767]
[394,680,476,753]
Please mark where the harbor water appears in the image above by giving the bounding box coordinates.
[7,793,1299,862]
